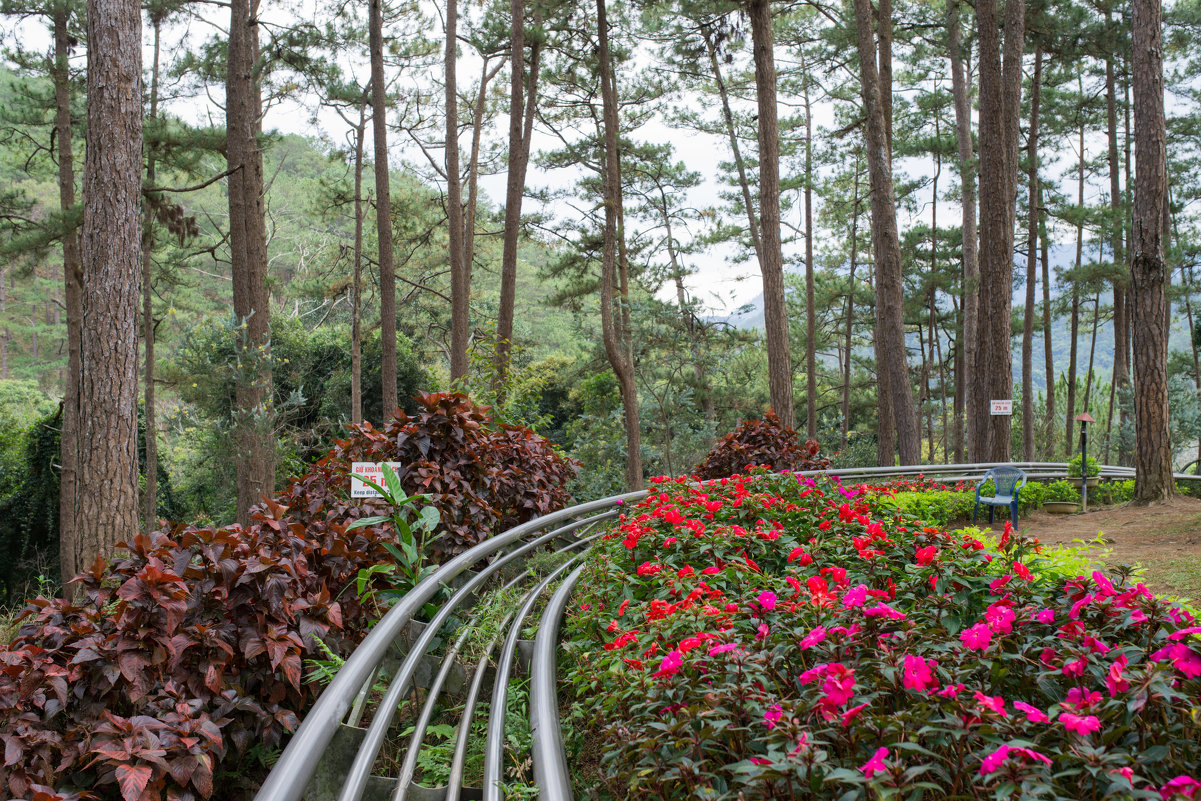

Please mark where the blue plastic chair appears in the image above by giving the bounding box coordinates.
[973,466,1027,528]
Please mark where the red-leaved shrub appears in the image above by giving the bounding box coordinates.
[693,411,830,480]
[0,392,576,801]
[293,392,579,558]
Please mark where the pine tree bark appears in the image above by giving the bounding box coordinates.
[75,0,141,575]
[1065,105,1085,458]
[972,0,1024,462]
[1130,0,1173,502]
[1021,47,1041,462]
[446,0,468,382]
[803,68,817,440]
[142,13,163,537]
[1106,31,1129,462]
[842,158,861,451]
[370,0,399,416]
[496,0,542,391]
[947,0,977,461]
[853,0,920,465]
[351,100,367,424]
[1038,181,1055,457]
[53,4,84,589]
[596,0,642,490]
[228,0,275,527]
[748,0,794,430]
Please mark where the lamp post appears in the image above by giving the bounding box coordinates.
[1075,413,1095,512]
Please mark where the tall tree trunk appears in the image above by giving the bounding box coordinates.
[803,67,816,439]
[748,0,794,429]
[1038,180,1055,457]
[463,58,502,276]
[1065,105,1085,458]
[948,0,977,461]
[853,0,921,465]
[1021,47,1042,462]
[1106,30,1130,464]
[142,13,163,537]
[703,27,762,262]
[75,0,141,576]
[1131,0,1173,501]
[931,135,948,461]
[1083,288,1100,412]
[446,0,468,382]
[842,158,861,451]
[495,0,542,392]
[53,5,84,589]
[596,0,642,490]
[973,0,1024,462]
[370,0,399,416]
[351,100,367,424]
[228,0,275,527]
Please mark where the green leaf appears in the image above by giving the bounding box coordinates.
[346,515,391,531]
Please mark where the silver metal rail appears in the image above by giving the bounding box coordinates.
[254,461,1191,801]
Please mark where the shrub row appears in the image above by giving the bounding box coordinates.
[870,479,1137,527]
[692,412,829,481]
[562,469,1200,800]
[0,392,576,801]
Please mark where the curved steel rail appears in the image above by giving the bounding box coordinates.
[254,461,1193,801]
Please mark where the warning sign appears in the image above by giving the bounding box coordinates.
[350,462,403,498]
[990,400,1013,416]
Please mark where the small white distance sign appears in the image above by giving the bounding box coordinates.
[990,399,1013,416]
[350,462,403,498]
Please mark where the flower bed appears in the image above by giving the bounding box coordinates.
[562,469,1201,799]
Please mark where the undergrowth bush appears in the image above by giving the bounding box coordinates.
[563,469,1201,800]
[693,412,829,480]
[0,391,576,801]
[292,392,579,559]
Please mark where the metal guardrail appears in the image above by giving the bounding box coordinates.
[253,461,1194,801]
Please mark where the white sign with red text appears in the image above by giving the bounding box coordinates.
[990,399,1013,416]
[350,462,403,498]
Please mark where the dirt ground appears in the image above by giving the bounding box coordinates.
[974,496,1201,599]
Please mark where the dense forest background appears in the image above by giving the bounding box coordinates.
[0,0,1198,599]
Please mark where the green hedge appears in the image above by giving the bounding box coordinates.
[871,479,1137,527]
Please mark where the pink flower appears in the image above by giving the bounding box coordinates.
[821,664,857,706]
[789,732,810,756]
[1013,561,1033,581]
[1151,644,1201,679]
[864,602,906,620]
[1060,712,1101,736]
[986,602,1016,634]
[799,625,827,650]
[756,622,770,639]
[937,683,965,698]
[974,691,1007,717]
[841,701,870,726]
[861,746,889,778]
[636,561,662,576]
[980,744,1011,775]
[1168,626,1201,641]
[654,649,684,678]
[1012,700,1049,723]
[749,757,771,766]
[842,584,869,608]
[1160,776,1201,799]
[1035,608,1055,624]
[708,642,739,656]
[1070,592,1095,619]
[1110,767,1134,783]
[758,591,777,611]
[1092,570,1116,596]
[1063,687,1102,710]
[990,574,1013,593]
[799,664,829,685]
[902,654,937,692]
[960,622,992,651]
[763,703,783,729]
[1061,658,1086,678]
